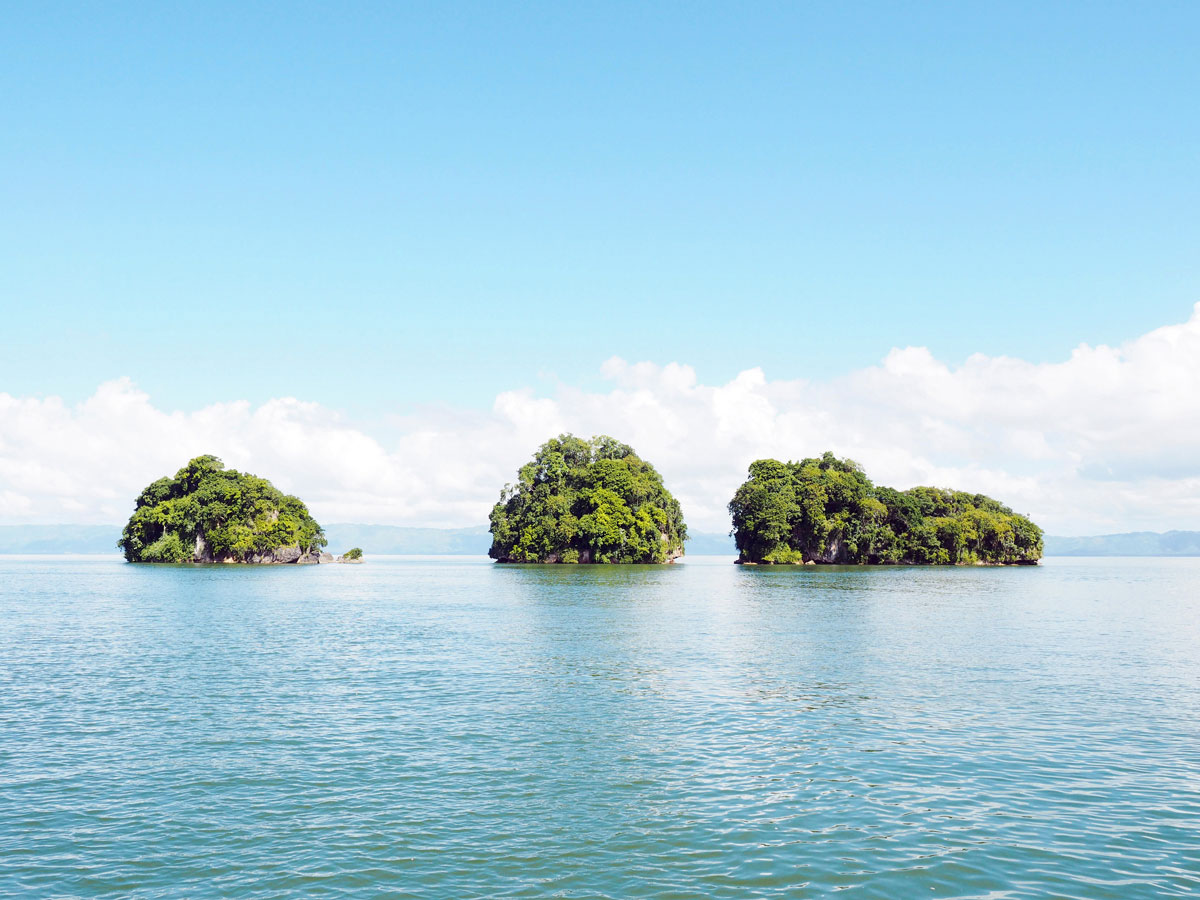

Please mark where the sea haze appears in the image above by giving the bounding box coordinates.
[0,555,1197,898]
[0,524,739,556]
[9,525,1200,557]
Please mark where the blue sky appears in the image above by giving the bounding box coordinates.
[3,1,1198,416]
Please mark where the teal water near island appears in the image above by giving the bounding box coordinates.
[1,556,1197,898]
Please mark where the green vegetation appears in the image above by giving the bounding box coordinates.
[488,434,687,563]
[118,455,326,563]
[729,452,1042,565]
[343,547,363,560]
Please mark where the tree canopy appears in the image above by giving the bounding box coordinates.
[488,434,687,563]
[118,455,326,563]
[729,452,1042,565]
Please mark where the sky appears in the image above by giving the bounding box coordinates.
[2,2,1199,535]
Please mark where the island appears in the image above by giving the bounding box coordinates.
[488,434,688,563]
[118,455,331,564]
[729,452,1043,565]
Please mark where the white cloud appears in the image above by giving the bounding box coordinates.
[3,304,1200,535]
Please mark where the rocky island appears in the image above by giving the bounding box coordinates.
[118,455,342,564]
[730,452,1042,565]
[489,434,687,563]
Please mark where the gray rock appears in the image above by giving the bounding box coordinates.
[178,534,332,565]
[293,546,327,565]
[193,533,214,563]
[274,545,302,564]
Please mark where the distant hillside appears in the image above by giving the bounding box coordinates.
[6,524,1197,558]
[0,524,737,556]
[1044,531,1200,557]
[323,525,737,556]
[684,531,738,555]
[242,527,1200,559]
[0,525,121,554]
[322,524,492,555]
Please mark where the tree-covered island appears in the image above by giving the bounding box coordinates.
[119,455,330,564]
[488,434,688,563]
[730,452,1042,565]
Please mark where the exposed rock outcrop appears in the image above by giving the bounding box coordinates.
[203,544,333,565]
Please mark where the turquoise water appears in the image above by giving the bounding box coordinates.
[1,556,1198,899]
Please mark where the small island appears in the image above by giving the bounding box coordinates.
[489,434,688,563]
[119,455,335,564]
[730,452,1043,565]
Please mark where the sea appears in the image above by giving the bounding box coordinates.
[0,555,1197,898]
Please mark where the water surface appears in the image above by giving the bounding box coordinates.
[1,555,1197,898]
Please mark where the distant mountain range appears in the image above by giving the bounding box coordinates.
[0,525,124,554]
[324,525,738,556]
[2,524,1199,557]
[322,524,491,555]
[1042,531,1200,557]
[0,523,738,556]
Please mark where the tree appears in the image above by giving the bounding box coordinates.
[729,452,1042,566]
[488,434,687,564]
[118,456,326,563]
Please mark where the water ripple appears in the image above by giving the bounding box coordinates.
[0,556,1198,898]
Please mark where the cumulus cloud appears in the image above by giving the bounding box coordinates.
[3,305,1200,535]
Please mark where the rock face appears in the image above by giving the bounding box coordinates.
[812,538,843,565]
[205,547,331,566]
[194,533,213,563]
[275,546,302,563]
